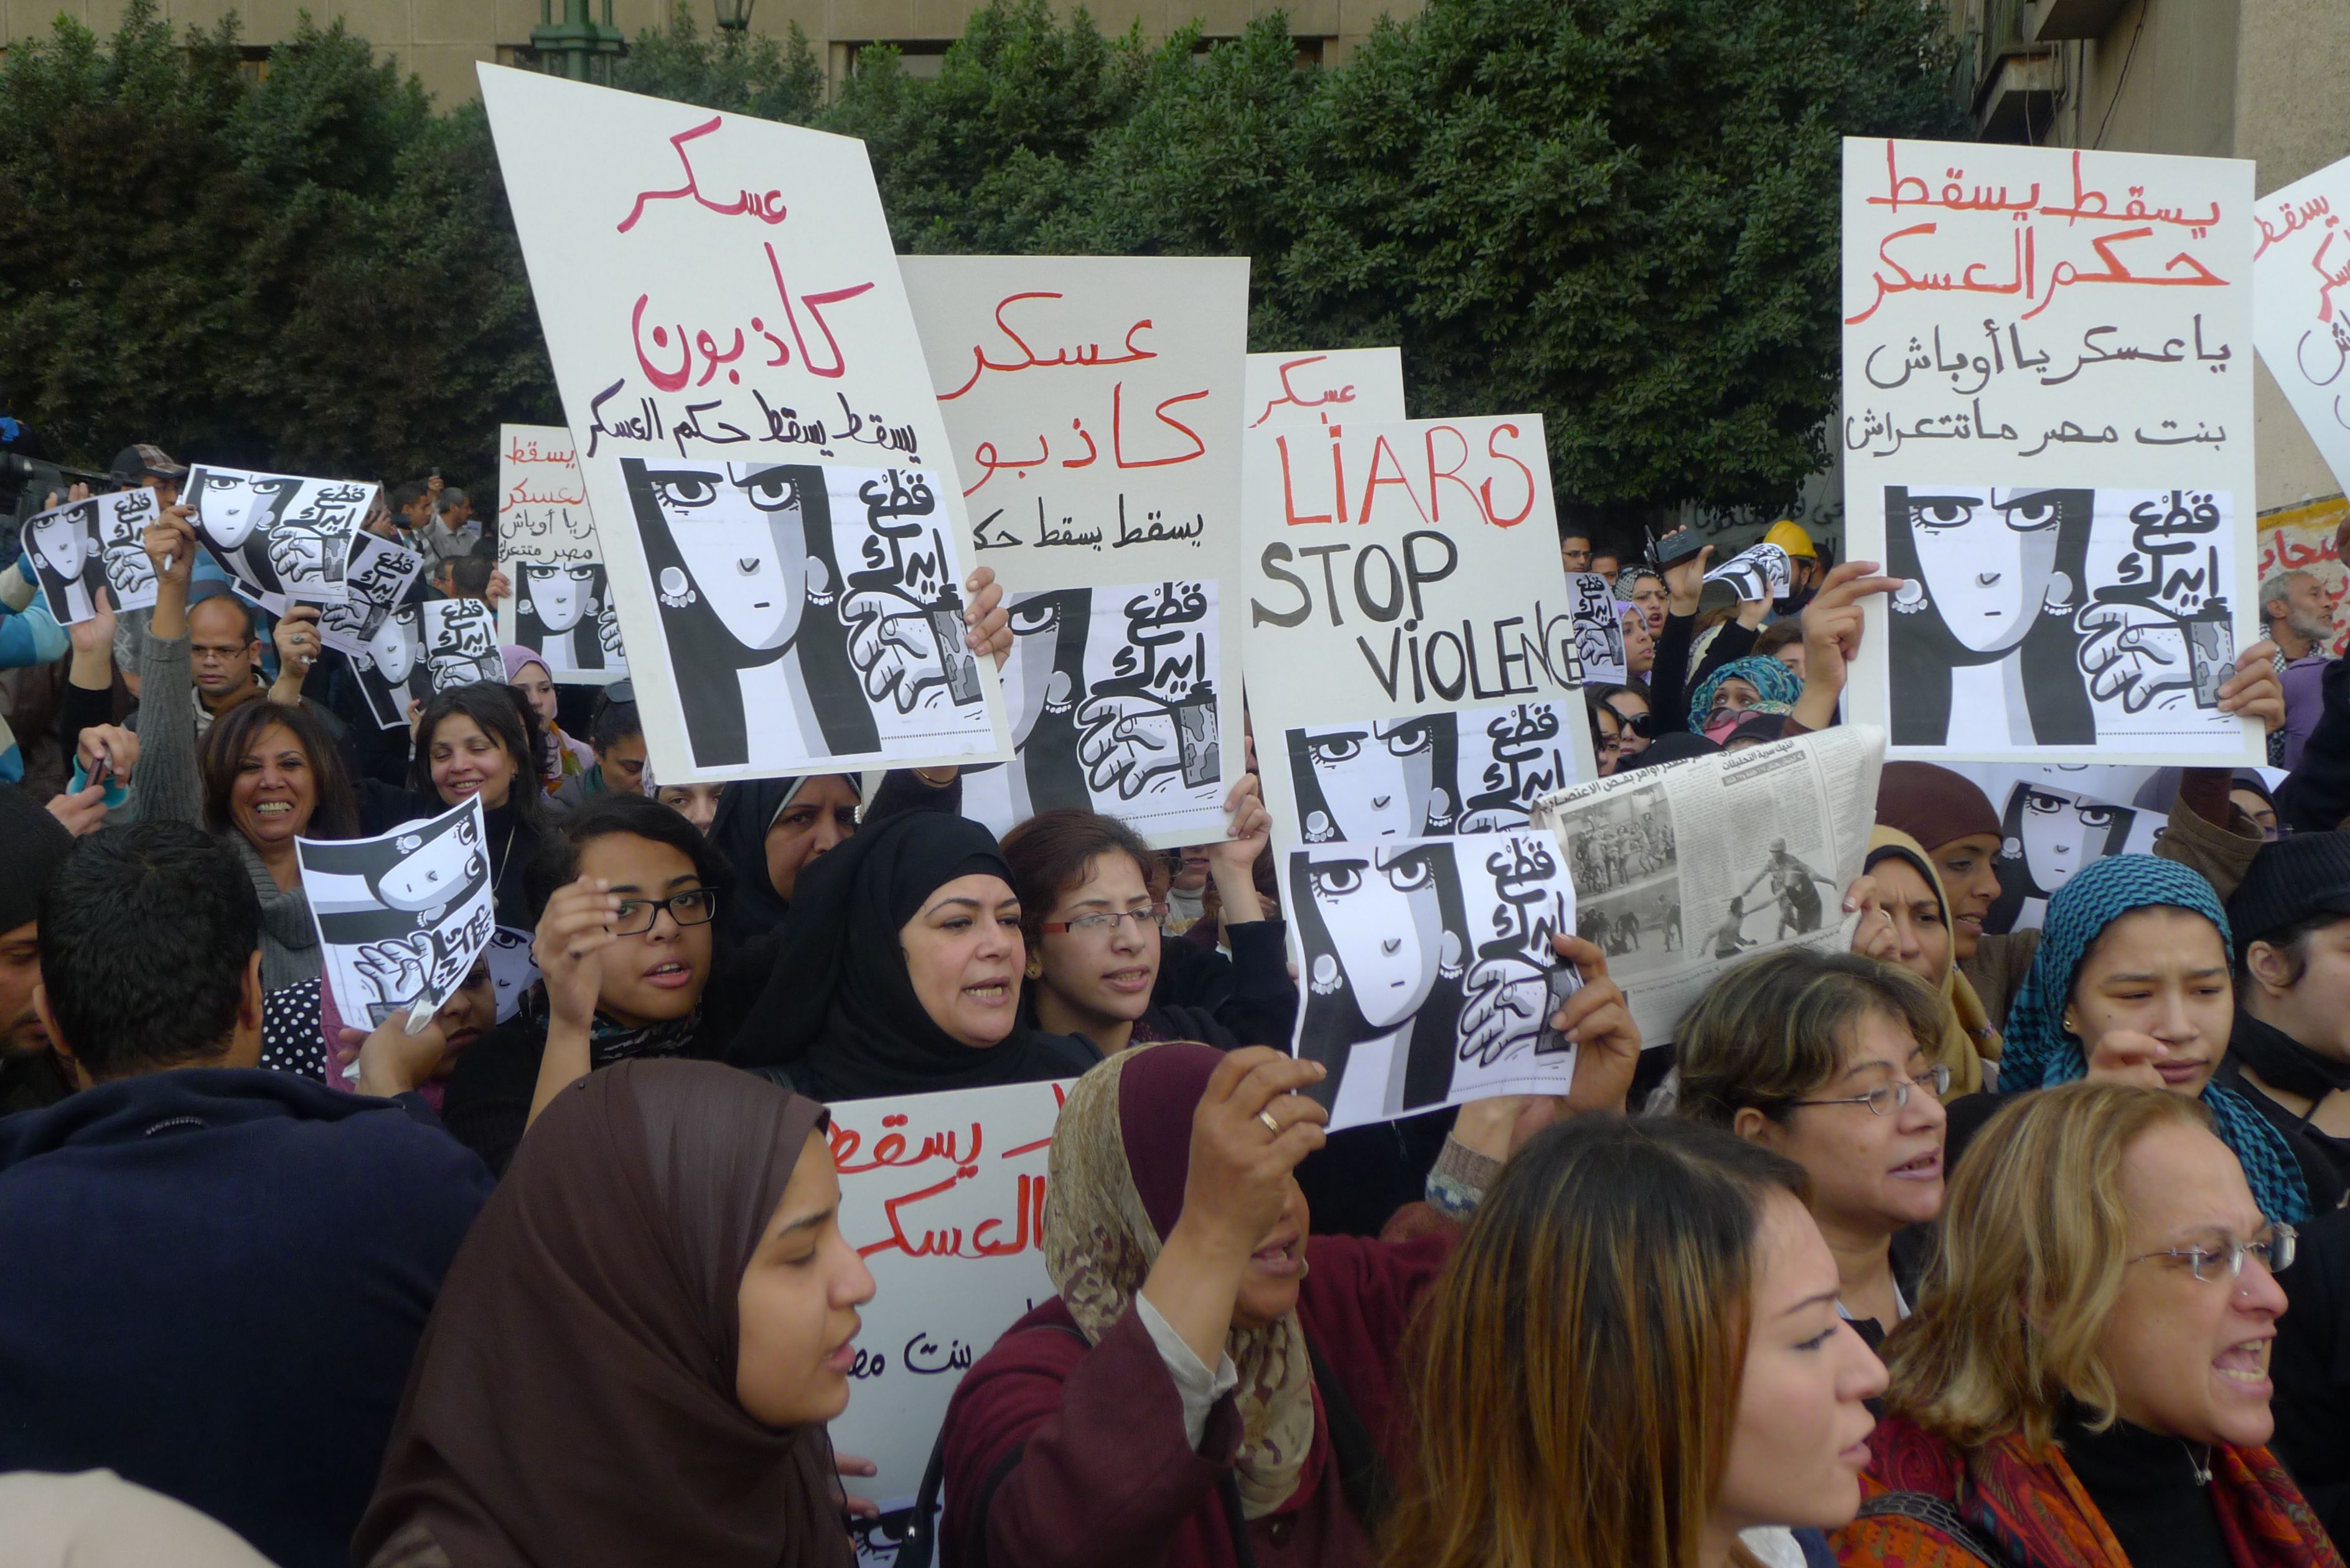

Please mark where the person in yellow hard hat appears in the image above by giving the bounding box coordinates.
[1762,518,1828,617]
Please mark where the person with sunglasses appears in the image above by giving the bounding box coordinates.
[439,793,731,1175]
[1676,949,1950,1348]
[1598,683,1654,762]
[1834,1083,2333,1568]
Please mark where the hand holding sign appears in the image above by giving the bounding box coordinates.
[1544,934,1641,1115]
[144,505,198,593]
[535,876,625,1031]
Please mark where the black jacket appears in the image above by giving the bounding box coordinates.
[0,1069,492,1568]
[2273,1205,2350,1544]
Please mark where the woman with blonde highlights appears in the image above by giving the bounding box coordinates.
[1835,1083,2338,1568]
[1385,1116,1886,1568]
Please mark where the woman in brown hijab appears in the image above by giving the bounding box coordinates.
[353,1059,873,1568]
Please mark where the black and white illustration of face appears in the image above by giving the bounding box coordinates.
[377,825,484,913]
[1296,717,1441,841]
[367,607,422,685]
[2017,786,2121,894]
[526,563,596,632]
[484,926,538,1022]
[1306,844,1446,1029]
[1902,487,2066,655]
[645,462,809,651]
[28,511,88,579]
[1003,592,1080,744]
[194,472,276,550]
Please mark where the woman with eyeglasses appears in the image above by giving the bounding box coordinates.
[1833,1082,2336,1568]
[1001,801,1286,1058]
[1677,949,1950,1348]
[439,793,732,1175]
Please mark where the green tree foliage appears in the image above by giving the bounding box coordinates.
[0,1,553,488]
[0,0,1962,511]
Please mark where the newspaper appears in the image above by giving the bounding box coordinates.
[1530,725,1885,1047]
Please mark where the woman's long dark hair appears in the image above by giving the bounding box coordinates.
[410,682,545,826]
[1288,841,1470,1114]
[1286,712,1463,844]
[199,699,360,842]
[619,458,875,770]
[1884,485,2096,747]
[1013,588,1093,814]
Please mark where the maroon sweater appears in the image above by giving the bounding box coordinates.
[939,1231,1455,1568]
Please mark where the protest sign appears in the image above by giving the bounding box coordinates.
[1702,541,1791,603]
[1567,571,1627,686]
[1289,829,1580,1132]
[351,603,428,730]
[1532,726,1883,1048]
[1243,347,1407,429]
[418,599,503,691]
[825,1078,1067,1562]
[2250,154,2350,500]
[1975,775,2162,935]
[1840,138,2259,765]
[1242,414,1597,852]
[21,490,163,625]
[477,66,1011,782]
[317,533,426,658]
[484,926,540,1022]
[902,256,1248,847]
[496,422,627,683]
[184,464,373,612]
[299,797,498,1033]
[1282,698,1589,844]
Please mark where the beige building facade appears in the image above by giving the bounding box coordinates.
[1949,0,2350,511]
[2,0,1414,106]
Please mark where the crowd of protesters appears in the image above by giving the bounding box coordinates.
[0,446,2342,1568]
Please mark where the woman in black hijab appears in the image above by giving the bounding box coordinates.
[728,811,1097,1100]
[706,775,864,956]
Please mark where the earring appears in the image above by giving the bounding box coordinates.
[1892,578,1928,615]
[1305,810,1334,844]
[1309,953,1342,996]
[2043,571,2076,615]
[1439,930,1465,981]
[658,566,696,610]
[1024,957,1043,980]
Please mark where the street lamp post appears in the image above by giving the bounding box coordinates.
[531,0,624,83]
[713,0,757,32]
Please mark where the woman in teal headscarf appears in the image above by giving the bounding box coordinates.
[1685,655,1802,745]
[1995,854,2338,1225]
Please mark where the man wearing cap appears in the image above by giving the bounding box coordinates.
[2222,831,2350,1192]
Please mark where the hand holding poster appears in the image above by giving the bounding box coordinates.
[1243,414,1597,849]
[902,256,1247,847]
[299,797,498,1035]
[2250,154,2350,499]
[1702,541,1791,604]
[184,464,373,611]
[825,1078,1066,1563]
[418,599,504,692]
[1531,726,1884,1048]
[497,422,627,684]
[317,533,426,658]
[1243,347,1407,429]
[478,66,1011,782]
[1840,138,2257,763]
[1290,829,1580,1131]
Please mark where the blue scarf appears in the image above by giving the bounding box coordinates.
[1686,655,1803,732]
[2002,855,2311,1225]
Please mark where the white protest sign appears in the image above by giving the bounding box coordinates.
[1242,414,1596,854]
[1703,541,1791,603]
[1841,138,2259,765]
[21,495,113,625]
[1289,830,1579,1132]
[825,1078,1067,1554]
[351,602,427,730]
[496,422,627,684]
[478,65,1011,782]
[1944,767,2165,935]
[2251,157,2350,500]
[184,464,373,612]
[902,256,1248,847]
[299,796,497,1034]
[1567,571,1627,686]
[1242,348,1407,429]
[317,533,426,658]
[418,599,503,691]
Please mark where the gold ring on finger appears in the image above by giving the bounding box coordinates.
[1258,1108,1281,1136]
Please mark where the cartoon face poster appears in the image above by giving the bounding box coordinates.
[184,464,374,612]
[317,532,426,658]
[352,603,429,730]
[298,796,497,1030]
[1288,830,1581,1132]
[419,599,505,693]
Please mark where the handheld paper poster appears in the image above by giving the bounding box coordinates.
[299,796,498,1034]
[184,464,373,612]
[1282,698,1587,846]
[317,533,426,658]
[352,604,429,730]
[497,422,627,684]
[1566,571,1627,686]
[1702,542,1792,604]
[418,599,505,693]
